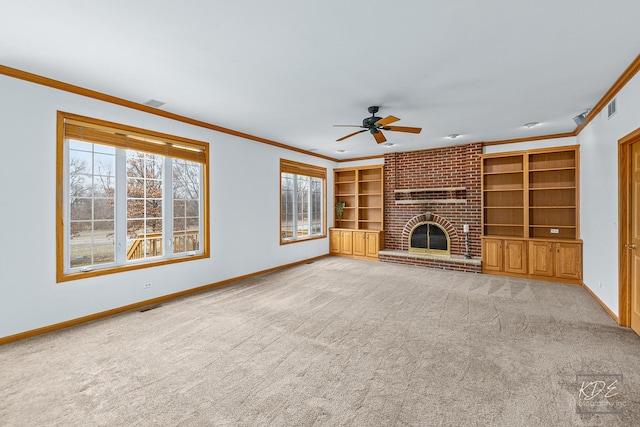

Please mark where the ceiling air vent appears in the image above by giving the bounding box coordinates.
[607,98,617,119]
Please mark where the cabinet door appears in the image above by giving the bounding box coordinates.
[365,232,379,258]
[529,241,554,277]
[353,231,366,256]
[504,240,527,274]
[555,242,582,280]
[329,229,342,255]
[482,239,503,272]
[341,230,353,255]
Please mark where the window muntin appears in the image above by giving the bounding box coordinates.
[57,112,209,281]
[280,159,326,243]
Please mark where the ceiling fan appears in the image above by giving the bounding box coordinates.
[334,106,422,144]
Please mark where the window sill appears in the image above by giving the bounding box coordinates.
[280,234,326,246]
[57,252,209,283]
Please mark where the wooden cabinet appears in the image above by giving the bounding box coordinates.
[481,145,582,284]
[554,241,582,280]
[482,238,504,272]
[330,229,353,255]
[365,232,380,258]
[529,240,554,277]
[329,229,342,255]
[482,238,527,274]
[332,165,384,260]
[331,228,382,260]
[529,240,582,281]
[504,239,528,274]
[353,231,380,258]
[353,231,366,256]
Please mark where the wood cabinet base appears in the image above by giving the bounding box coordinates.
[481,237,582,285]
[330,228,383,260]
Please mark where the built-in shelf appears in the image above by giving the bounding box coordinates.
[334,165,383,232]
[481,145,581,283]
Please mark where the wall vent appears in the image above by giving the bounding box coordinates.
[607,98,617,118]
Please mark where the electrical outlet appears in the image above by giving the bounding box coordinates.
[143,282,152,289]
[550,228,559,234]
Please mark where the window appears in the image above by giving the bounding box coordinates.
[280,159,326,243]
[57,112,209,281]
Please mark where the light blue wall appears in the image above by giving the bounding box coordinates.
[578,71,640,316]
[0,74,335,339]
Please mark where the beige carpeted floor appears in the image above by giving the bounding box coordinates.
[1,257,639,426]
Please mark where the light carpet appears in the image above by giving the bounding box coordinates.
[1,257,639,426]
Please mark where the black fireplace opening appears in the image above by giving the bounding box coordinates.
[409,222,449,255]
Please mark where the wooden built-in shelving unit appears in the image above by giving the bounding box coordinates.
[481,145,582,284]
[331,165,384,260]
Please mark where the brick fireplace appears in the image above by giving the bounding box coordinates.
[379,142,482,273]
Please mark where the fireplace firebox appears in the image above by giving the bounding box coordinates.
[409,222,450,256]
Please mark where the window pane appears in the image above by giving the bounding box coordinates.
[70,198,92,220]
[185,200,199,216]
[146,199,163,219]
[297,175,310,237]
[173,200,186,216]
[127,179,145,197]
[67,142,116,269]
[311,178,322,235]
[281,173,294,239]
[172,159,201,254]
[69,220,115,268]
[126,151,164,261]
[174,218,187,232]
[94,199,114,220]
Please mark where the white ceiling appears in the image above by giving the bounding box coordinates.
[1,1,639,160]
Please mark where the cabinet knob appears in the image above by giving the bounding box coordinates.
[625,244,636,250]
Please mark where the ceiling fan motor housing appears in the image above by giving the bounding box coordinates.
[363,116,382,127]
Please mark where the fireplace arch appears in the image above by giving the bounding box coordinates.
[408,221,450,256]
[401,212,459,255]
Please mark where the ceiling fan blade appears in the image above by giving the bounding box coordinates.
[375,115,400,126]
[382,125,422,134]
[337,129,368,141]
[373,130,387,144]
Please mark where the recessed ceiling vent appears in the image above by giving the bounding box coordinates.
[608,98,617,119]
[144,99,166,108]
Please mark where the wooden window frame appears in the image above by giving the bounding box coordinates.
[56,111,210,282]
[280,159,327,245]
